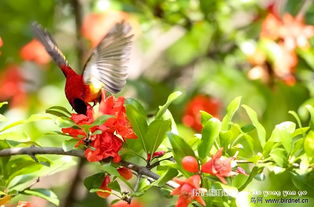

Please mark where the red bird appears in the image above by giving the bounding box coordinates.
[32,22,133,114]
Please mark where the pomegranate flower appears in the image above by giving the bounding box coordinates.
[182,95,220,132]
[171,175,206,207]
[201,148,247,184]
[96,175,112,198]
[147,151,165,161]
[100,95,137,140]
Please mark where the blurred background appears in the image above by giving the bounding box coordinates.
[1,0,314,206]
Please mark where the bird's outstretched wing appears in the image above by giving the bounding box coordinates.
[82,22,133,94]
[31,22,68,67]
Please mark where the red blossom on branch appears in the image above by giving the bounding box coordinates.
[147,151,165,160]
[201,148,246,184]
[182,95,220,131]
[61,95,136,162]
[100,95,137,140]
[96,175,112,198]
[117,167,133,180]
[171,175,206,207]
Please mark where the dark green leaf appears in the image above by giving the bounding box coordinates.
[84,173,105,190]
[145,119,171,154]
[125,104,148,152]
[168,133,195,164]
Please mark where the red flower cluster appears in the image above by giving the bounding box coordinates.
[247,4,314,86]
[201,148,247,184]
[62,95,137,162]
[20,39,51,65]
[182,95,220,131]
[171,175,205,207]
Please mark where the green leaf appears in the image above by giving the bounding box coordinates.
[157,168,178,186]
[270,148,287,167]
[23,188,59,206]
[46,109,69,118]
[125,104,148,152]
[200,111,213,125]
[0,102,8,109]
[221,97,241,130]
[304,131,314,158]
[145,119,171,154]
[242,105,266,148]
[305,105,314,129]
[155,91,182,119]
[268,121,296,153]
[238,166,263,191]
[168,133,195,163]
[84,173,105,190]
[108,180,121,192]
[198,118,221,160]
[46,106,71,116]
[288,110,302,128]
[62,139,78,152]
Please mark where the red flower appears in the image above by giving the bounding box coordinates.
[20,39,50,65]
[201,148,238,184]
[81,12,129,47]
[0,65,27,107]
[110,200,143,207]
[171,175,205,207]
[85,130,123,162]
[182,95,220,131]
[96,175,112,198]
[147,151,165,161]
[17,201,35,207]
[117,167,133,180]
[70,105,94,125]
[100,95,137,140]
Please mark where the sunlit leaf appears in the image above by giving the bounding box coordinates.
[198,118,221,160]
[242,105,266,148]
[221,97,241,131]
[155,91,182,119]
[23,188,59,206]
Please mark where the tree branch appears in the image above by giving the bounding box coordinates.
[0,147,173,185]
[0,147,84,157]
